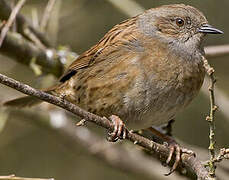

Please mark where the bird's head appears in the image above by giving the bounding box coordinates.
[137,4,223,49]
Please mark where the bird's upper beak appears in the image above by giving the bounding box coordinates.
[198,24,223,34]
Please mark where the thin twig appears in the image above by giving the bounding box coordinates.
[0,0,26,47]
[212,148,229,164]
[40,0,56,32]
[201,77,229,124]
[203,57,218,178]
[0,73,211,180]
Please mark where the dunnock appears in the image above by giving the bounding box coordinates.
[5,4,223,174]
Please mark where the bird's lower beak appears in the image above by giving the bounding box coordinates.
[198,24,223,34]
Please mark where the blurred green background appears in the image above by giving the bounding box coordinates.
[0,0,228,180]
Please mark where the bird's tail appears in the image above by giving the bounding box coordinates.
[3,86,57,108]
[4,96,44,108]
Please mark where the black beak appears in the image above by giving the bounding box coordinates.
[198,24,223,34]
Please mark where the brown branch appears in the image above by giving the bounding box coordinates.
[0,0,26,47]
[0,73,211,180]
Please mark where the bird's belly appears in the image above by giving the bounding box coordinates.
[124,86,199,130]
[123,60,205,130]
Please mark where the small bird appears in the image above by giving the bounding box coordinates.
[5,4,223,174]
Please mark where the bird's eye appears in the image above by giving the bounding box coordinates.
[176,18,185,27]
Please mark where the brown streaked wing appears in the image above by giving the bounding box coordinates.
[59,16,138,83]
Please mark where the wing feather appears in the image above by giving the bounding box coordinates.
[59,16,138,83]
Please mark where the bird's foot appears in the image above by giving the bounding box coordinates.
[165,139,195,176]
[147,127,195,175]
[107,115,127,142]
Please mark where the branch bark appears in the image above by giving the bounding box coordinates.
[0,73,211,180]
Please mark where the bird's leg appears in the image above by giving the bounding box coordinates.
[107,115,127,142]
[148,127,195,175]
[162,119,175,136]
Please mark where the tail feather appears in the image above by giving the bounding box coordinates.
[3,96,43,108]
[3,86,58,108]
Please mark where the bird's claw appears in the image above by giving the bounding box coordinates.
[107,115,127,142]
[165,142,195,176]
